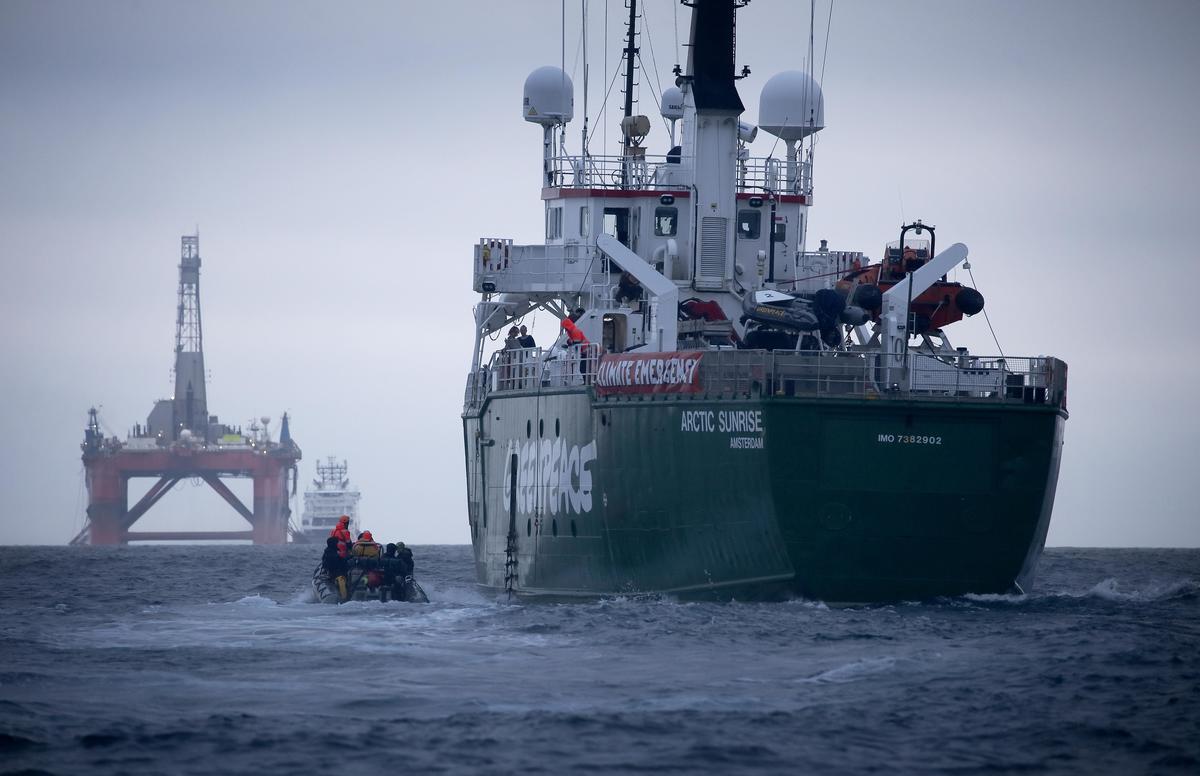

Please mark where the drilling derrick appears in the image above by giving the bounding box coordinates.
[71,233,301,546]
[174,234,207,441]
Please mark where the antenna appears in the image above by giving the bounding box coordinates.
[581,0,589,167]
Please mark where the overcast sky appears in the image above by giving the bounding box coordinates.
[1,0,1197,547]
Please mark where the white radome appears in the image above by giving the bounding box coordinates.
[660,85,685,121]
[523,66,574,125]
[758,70,825,141]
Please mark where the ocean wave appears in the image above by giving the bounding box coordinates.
[417,583,495,606]
[956,577,1200,607]
[1078,577,1199,603]
[799,656,897,684]
[227,594,280,607]
[960,592,1027,605]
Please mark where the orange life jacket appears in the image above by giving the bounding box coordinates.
[352,542,382,559]
[561,318,588,345]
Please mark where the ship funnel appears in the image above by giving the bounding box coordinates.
[523,66,574,126]
[758,70,825,141]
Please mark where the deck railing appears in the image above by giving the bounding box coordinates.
[464,349,1067,411]
[464,344,604,407]
[474,239,609,294]
[543,153,813,197]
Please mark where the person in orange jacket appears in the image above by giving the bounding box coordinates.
[351,530,382,559]
[560,308,588,346]
[561,308,593,381]
[329,515,353,547]
[351,530,385,591]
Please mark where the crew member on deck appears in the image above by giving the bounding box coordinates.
[518,325,536,348]
[615,272,642,306]
[561,309,592,381]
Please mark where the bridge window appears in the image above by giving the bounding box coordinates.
[772,219,786,242]
[654,207,678,237]
[737,210,761,240]
[547,206,563,240]
[579,206,590,237]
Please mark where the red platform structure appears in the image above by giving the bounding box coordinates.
[70,234,301,545]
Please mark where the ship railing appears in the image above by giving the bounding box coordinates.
[692,350,1067,408]
[543,153,813,197]
[906,353,1066,406]
[470,343,605,400]
[474,238,607,294]
[467,348,1067,410]
[463,368,490,409]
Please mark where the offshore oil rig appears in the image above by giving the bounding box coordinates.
[70,234,301,545]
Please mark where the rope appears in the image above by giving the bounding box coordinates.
[586,57,628,147]
[819,0,834,87]
[641,1,665,112]
[570,3,584,82]
[638,52,669,136]
[967,265,1004,357]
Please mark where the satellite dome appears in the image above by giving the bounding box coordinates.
[660,86,685,121]
[758,70,825,141]
[523,66,574,126]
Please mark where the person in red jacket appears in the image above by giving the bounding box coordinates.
[329,515,353,548]
[560,308,588,346]
[561,308,593,382]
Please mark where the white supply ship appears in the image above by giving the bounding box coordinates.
[296,457,361,542]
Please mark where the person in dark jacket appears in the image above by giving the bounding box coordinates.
[321,537,350,602]
[381,543,401,598]
[395,542,415,578]
[517,325,536,348]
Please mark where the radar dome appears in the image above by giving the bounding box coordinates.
[758,70,825,141]
[523,66,574,126]
[660,86,685,121]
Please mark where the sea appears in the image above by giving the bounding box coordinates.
[1,545,1197,775]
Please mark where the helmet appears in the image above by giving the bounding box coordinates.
[361,530,374,542]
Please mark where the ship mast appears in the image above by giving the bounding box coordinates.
[620,0,639,189]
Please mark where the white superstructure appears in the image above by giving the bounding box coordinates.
[468,0,997,396]
[298,457,361,539]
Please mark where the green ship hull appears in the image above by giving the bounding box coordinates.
[462,371,1066,603]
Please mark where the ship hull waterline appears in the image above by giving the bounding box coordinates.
[463,388,1065,604]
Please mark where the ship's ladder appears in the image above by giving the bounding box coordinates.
[504,452,519,596]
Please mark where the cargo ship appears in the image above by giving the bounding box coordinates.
[461,0,1067,602]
